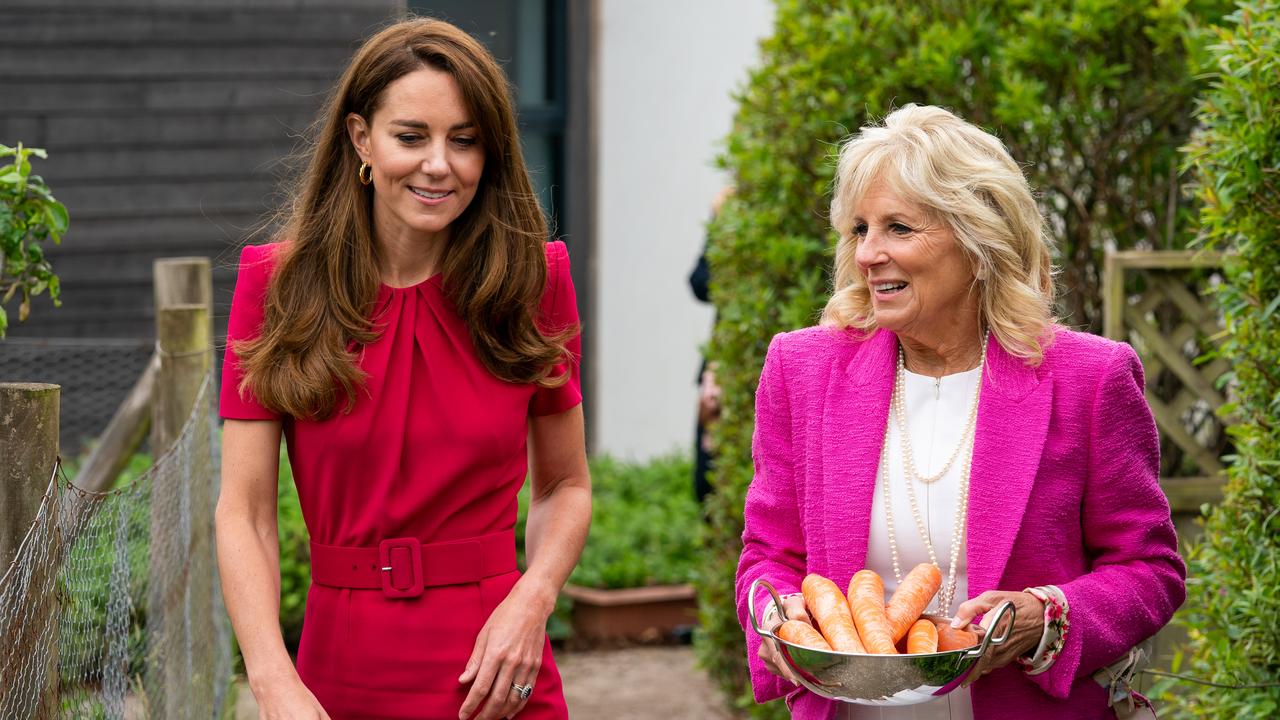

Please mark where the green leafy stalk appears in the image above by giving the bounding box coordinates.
[1,142,68,337]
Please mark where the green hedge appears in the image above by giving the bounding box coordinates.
[1158,2,1280,717]
[516,452,703,639]
[277,450,310,649]
[557,453,701,590]
[698,1,1231,715]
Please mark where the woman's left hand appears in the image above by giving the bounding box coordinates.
[457,583,551,720]
[951,590,1046,687]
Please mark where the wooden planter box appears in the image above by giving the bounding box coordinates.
[562,583,698,642]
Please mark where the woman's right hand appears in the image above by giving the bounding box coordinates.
[758,594,812,686]
[250,672,331,720]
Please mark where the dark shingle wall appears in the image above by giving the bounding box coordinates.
[1,0,403,451]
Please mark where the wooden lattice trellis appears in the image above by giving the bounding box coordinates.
[1103,250,1229,514]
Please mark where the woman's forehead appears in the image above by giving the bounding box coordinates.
[849,174,929,220]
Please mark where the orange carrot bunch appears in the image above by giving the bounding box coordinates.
[802,574,865,652]
[769,563,978,655]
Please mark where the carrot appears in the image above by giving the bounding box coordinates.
[929,618,979,651]
[801,574,865,653]
[777,620,833,651]
[905,619,939,654]
[845,570,898,654]
[885,563,942,642]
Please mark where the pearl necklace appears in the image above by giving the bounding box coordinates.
[892,334,986,484]
[881,333,986,615]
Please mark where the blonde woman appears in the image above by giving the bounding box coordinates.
[737,105,1183,719]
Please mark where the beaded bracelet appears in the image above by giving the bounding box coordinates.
[1017,585,1069,675]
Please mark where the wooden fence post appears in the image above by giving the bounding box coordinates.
[147,257,215,719]
[0,382,60,718]
[0,383,59,568]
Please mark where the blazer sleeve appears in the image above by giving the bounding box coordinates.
[219,243,283,421]
[735,334,807,703]
[1028,342,1186,698]
[529,240,583,416]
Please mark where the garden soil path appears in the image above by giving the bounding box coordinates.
[233,645,744,719]
[557,645,742,719]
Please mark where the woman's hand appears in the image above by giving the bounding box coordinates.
[457,583,552,720]
[250,669,331,720]
[951,590,1046,687]
[758,594,812,686]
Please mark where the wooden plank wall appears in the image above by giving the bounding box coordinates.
[0,0,404,453]
[1,0,404,341]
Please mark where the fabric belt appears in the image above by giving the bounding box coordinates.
[309,529,516,599]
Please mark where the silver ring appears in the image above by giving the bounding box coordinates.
[511,682,533,701]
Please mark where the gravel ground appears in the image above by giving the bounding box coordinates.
[557,645,741,719]
[234,645,743,719]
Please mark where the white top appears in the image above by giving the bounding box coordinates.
[843,365,981,720]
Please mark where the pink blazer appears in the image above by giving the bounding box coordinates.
[735,326,1186,719]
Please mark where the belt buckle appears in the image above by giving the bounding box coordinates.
[378,537,424,599]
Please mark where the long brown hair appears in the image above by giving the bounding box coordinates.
[236,17,572,419]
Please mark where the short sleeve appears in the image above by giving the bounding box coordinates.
[529,240,583,416]
[219,243,284,421]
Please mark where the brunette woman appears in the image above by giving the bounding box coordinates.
[215,19,588,720]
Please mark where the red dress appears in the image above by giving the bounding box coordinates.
[219,241,579,719]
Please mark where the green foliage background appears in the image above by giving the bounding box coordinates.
[0,143,66,336]
[551,453,702,591]
[696,1,1232,715]
[1157,2,1280,716]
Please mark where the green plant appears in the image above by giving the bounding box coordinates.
[570,453,702,589]
[1157,3,1280,717]
[0,143,66,336]
[514,452,702,640]
[699,2,1232,715]
[276,450,311,650]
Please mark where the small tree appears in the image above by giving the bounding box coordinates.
[698,1,1231,715]
[1161,3,1280,717]
[1,143,67,337]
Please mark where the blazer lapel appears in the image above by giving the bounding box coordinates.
[818,329,895,580]
[965,338,1053,596]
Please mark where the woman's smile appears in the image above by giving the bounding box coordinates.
[871,280,909,297]
[408,185,454,205]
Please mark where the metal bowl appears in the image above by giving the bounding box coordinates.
[749,578,1015,706]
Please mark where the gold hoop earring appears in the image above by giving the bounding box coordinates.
[358,162,373,186]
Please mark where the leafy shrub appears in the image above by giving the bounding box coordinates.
[699,1,1231,715]
[569,453,701,590]
[276,451,310,650]
[1158,3,1280,717]
[0,143,66,336]
[515,452,702,640]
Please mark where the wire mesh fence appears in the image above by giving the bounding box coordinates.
[0,339,156,459]
[0,372,229,719]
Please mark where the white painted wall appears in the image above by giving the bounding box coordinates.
[594,0,774,460]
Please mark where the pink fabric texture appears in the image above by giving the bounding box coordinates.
[735,326,1185,719]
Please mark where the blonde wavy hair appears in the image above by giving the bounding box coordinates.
[822,104,1057,365]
